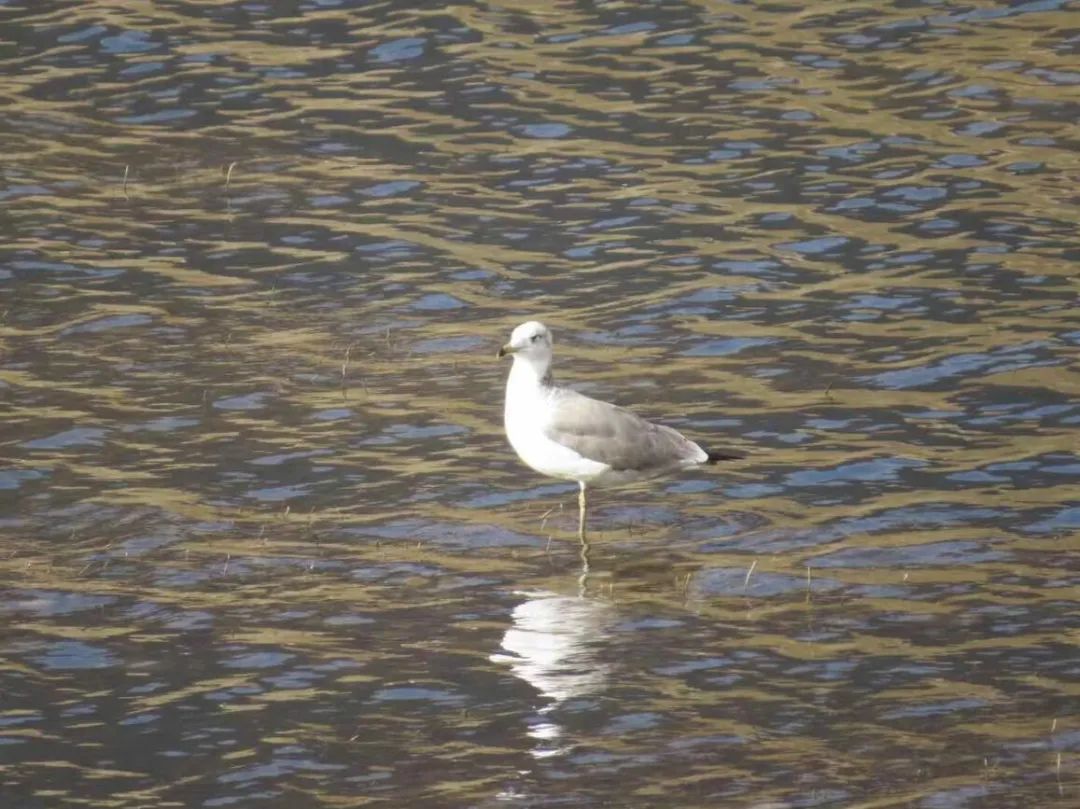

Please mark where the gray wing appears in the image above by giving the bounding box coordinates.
[544,388,706,471]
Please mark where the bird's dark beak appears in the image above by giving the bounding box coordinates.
[497,343,515,359]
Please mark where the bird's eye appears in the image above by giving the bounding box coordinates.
[531,334,541,343]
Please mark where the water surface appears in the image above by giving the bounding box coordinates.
[1,1,1078,807]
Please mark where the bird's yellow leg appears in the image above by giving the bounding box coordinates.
[578,482,588,543]
[578,481,590,578]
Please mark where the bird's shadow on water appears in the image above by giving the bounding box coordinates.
[489,584,617,760]
[486,520,819,767]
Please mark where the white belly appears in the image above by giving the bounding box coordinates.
[504,386,609,484]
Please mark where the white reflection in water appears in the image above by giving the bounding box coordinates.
[492,591,614,758]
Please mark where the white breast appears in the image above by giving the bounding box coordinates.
[504,366,609,484]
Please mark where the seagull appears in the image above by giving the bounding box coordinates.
[497,320,744,543]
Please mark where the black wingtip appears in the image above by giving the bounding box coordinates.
[706,450,746,464]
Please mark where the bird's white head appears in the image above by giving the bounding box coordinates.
[498,320,554,375]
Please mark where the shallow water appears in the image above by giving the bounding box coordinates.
[1,1,1078,806]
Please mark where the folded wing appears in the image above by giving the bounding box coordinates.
[543,389,708,472]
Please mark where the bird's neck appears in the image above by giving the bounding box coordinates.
[507,356,553,397]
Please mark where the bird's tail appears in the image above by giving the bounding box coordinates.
[706,450,745,464]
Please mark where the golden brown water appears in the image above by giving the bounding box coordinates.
[1,1,1078,806]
